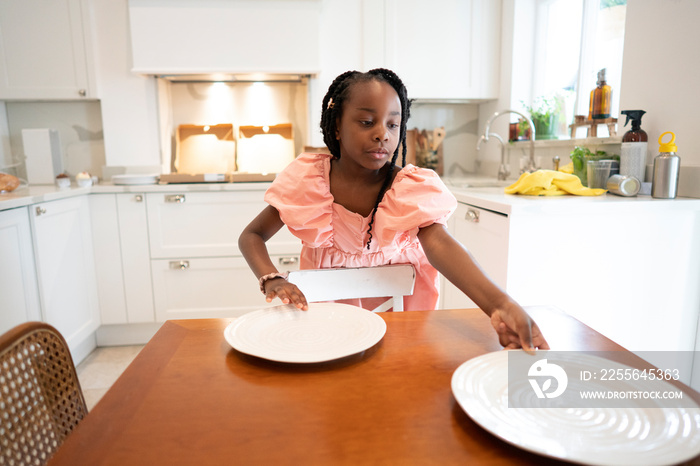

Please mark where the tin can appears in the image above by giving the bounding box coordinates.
[606,174,640,197]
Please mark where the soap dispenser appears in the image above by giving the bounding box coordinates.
[651,132,681,199]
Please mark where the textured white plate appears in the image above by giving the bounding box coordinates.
[111,174,159,185]
[224,303,386,363]
[452,351,700,466]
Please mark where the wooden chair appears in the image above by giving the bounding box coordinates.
[0,321,88,465]
[287,264,416,312]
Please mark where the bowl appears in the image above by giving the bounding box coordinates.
[76,178,93,188]
[55,177,71,189]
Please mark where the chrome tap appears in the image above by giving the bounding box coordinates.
[477,132,509,180]
[481,109,538,173]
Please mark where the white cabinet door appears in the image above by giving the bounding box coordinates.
[90,193,155,325]
[117,193,155,322]
[0,0,95,100]
[441,203,509,309]
[152,254,300,321]
[30,197,99,353]
[89,194,128,324]
[146,191,300,259]
[0,207,41,334]
[383,0,500,100]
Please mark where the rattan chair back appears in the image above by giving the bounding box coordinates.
[0,321,87,465]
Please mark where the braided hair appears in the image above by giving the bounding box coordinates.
[319,68,412,249]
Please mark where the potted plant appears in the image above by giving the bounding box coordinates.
[521,94,563,140]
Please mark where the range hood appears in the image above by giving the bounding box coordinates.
[156,73,311,84]
[128,0,321,78]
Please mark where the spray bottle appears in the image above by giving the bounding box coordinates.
[652,132,681,199]
[620,110,648,182]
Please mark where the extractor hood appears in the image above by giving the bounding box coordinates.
[156,73,311,84]
[128,0,321,77]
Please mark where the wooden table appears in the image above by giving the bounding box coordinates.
[48,306,700,465]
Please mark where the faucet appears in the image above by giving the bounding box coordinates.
[480,109,538,173]
[477,132,509,180]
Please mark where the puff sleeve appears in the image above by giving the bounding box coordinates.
[264,153,334,247]
[374,165,457,247]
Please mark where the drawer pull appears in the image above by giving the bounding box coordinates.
[134,195,143,202]
[165,194,186,203]
[465,209,480,223]
[35,206,47,216]
[279,257,299,266]
[169,260,190,270]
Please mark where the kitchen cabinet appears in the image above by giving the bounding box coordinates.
[29,196,99,362]
[146,190,301,320]
[90,193,154,325]
[440,202,509,309]
[443,190,700,368]
[381,0,500,101]
[0,0,96,100]
[127,0,322,74]
[0,207,41,334]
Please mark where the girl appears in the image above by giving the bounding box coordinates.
[239,69,548,352]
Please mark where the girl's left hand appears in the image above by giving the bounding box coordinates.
[490,303,550,353]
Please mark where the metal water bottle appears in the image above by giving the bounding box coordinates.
[651,131,680,199]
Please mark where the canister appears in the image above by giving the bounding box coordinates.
[606,174,640,197]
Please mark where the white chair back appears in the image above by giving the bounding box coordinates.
[287,264,415,312]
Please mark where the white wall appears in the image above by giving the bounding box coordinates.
[619,0,699,197]
[6,101,105,181]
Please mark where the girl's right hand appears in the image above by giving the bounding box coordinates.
[264,278,309,310]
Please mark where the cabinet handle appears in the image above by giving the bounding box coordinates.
[465,208,480,223]
[165,194,186,203]
[279,257,299,266]
[35,206,46,216]
[134,195,143,202]
[169,260,190,270]
[78,89,87,97]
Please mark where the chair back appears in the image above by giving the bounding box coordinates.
[287,264,416,312]
[0,321,87,465]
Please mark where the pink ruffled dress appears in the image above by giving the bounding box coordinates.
[264,152,457,311]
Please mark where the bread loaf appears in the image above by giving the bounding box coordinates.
[0,173,20,192]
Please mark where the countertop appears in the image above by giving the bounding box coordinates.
[2,176,700,215]
[0,181,274,211]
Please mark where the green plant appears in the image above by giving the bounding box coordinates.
[570,146,620,185]
[521,94,564,140]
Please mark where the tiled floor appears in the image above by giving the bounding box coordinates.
[76,345,144,411]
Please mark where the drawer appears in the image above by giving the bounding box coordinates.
[146,191,300,258]
[151,254,300,321]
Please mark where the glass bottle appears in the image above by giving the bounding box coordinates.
[588,68,612,120]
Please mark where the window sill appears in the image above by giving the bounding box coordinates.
[507,135,622,149]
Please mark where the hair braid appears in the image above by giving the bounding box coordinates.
[318,68,412,250]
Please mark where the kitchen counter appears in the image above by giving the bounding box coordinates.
[444,184,700,215]
[3,177,700,214]
[0,181,273,211]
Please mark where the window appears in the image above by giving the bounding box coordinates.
[524,0,626,138]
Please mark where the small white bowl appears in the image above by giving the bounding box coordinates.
[76,178,93,188]
[55,177,71,189]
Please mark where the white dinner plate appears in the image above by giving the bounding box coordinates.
[223,303,387,363]
[451,351,700,466]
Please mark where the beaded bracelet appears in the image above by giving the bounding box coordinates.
[258,271,289,294]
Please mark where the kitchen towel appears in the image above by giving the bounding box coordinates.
[505,170,606,196]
